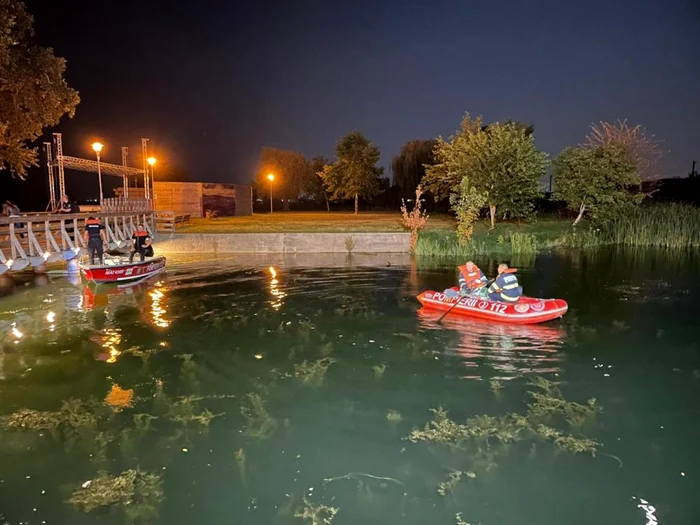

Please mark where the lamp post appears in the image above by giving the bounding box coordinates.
[267,173,274,213]
[92,142,104,204]
[147,157,157,201]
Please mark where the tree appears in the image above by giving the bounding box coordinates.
[553,144,641,225]
[391,139,436,197]
[0,0,80,178]
[424,114,548,228]
[585,120,662,182]
[400,185,429,253]
[303,155,330,211]
[256,147,313,210]
[320,131,384,214]
[449,177,488,242]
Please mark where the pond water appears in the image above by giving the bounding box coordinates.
[0,249,698,525]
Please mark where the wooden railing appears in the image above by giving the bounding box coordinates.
[155,211,175,233]
[0,211,160,274]
[101,197,153,212]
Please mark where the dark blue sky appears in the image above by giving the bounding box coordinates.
[26,0,700,187]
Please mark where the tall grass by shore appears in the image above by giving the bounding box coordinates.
[415,203,700,256]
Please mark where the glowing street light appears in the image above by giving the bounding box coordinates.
[147,157,157,200]
[92,142,105,204]
[267,173,274,214]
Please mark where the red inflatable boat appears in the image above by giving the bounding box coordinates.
[417,288,568,325]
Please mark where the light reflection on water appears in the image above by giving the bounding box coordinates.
[417,308,564,379]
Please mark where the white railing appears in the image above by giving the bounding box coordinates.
[0,211,160,274]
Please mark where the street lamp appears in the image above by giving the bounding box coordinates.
[267,173,274,214]
[147,157,157,200]
[92,142,104,204]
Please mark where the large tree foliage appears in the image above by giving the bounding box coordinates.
[391,139,436,198]
[449,177,488,242]
[256,147,313,210]
[304,155,330,211]
[319,131,384,214]
[553,144,641,225]
[424,114,548,228]
[585,120,662,182]
[0,0,80,178]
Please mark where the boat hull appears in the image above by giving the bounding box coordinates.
[417,289,567,324]
[80,256,166,284]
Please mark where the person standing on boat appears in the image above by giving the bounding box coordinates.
[458,261,486,295]
[487,264,522,303]
[129,224,154,263]
[83,217,107,266]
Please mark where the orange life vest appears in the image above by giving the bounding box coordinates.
[458,264,485,289]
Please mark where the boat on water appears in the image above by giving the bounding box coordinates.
[417,287,568,325]
[79,255,166,284]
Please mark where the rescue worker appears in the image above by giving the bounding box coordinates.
[488,263,523,303]
[129,224,154,263]
[83,217,107,266]
[458,261,486,295]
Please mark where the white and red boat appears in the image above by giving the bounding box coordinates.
[79,255,166,284]
[417,287,568,325]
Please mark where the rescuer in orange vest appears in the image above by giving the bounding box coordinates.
[83,217,107,265]
[458,261,486,295]
[129,224,154,263]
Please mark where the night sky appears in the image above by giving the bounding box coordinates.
[13,0,700,205]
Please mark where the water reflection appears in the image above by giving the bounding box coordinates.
[149,283,170,328]
[268,266,286,310]
[417,308,565,379]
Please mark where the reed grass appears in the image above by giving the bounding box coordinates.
[415,204,700,256]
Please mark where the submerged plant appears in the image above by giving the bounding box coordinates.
[295,496,339,525]
[437,469,463,496]
[526,377,600,427]
[386,410,402,423]
[235,448,246,485]
[294,358,335,387]
[240,393,277,439]
[489,380,503,396]
[68,468,164,521]
[372,364,387,380]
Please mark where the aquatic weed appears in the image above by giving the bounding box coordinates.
[234,448,246,484]
[294,358,335,387]
[373,364,387,380]
[437,469,463,496]
[240,393,277,439]
[295,496,339,525]
[489,380,503,396]
[386,410,402,423]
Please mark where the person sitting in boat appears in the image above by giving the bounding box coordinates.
[458,261,486,295]
[129,224,154,263]
[487,264,522,303]
[83,217,107,266]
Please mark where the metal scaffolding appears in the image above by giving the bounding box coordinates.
[46,133,149,210]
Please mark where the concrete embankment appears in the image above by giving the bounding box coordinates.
[154,232,411,254]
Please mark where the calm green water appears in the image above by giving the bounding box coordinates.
[0,249,698,525]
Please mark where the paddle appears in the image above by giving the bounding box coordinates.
[437,278,495,324]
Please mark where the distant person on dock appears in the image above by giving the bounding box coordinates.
[83,217,107,265]
[487,264,522,303]
[2,200,24,238]
[58,194,80,214]
[458,261,486,295]
[129,224,153,263]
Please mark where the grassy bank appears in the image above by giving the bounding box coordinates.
[176,212,456,233]
[415,203,700,257]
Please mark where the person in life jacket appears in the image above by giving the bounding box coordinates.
[458,261,486,295]
[83,217,107,265]
[129,224,154,263]
[488,263,523,303]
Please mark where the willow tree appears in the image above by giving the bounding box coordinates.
[255,147,313,210]
[320,131,384,214]
[0,0,80,178]
[391,139,436,197]
[424,114,548,228]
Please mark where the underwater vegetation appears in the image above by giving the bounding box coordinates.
[68,468,164,521]
[240,392,277,439]
[294,357,335,387]
[294,496,339,525]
